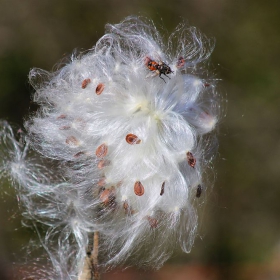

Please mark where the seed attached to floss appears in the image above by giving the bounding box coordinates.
[99,187,115,207]
[66,136,79,146]
[95,143,108,158]
[147,216,158,229]
[160,181,165,196]
[196,184,202,198]
[97,160,106,169]
[126,134,141,145]
[187,151,196,168]
[57,114,67,119]
[59,125,71,130]
[123,200,129,214]
[134,181,145,196]
[74,151,85,158]
[81,78,91,89]
[96,83,105,95]
[97,178,106,187]
[177,56,185,68]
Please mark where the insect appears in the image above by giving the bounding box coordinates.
[145,57,173,82]
[196,184,202,198]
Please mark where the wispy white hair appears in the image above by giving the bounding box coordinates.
[0,16,220,279]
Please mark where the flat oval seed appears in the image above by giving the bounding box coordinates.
[187,151,196,168]
[74,151,85,158]
[147,216,158,228]
[82,78,91,89]
[126,134,141,145]
[66,136,79,146]
[95,143,108,158]
[134,181,145,196]
[96,83,105,95]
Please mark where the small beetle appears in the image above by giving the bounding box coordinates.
[145,57,173,82]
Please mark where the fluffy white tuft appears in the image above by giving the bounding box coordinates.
[0,16,220,279]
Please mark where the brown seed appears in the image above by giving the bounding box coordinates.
[123,200,129,213]
[160,181,165,196]
[123,200,135,215]
[147,216,158,229]
[57,114,67,119]
[82,78,91,89]
[59,125,71,130]
[97,160,105,169]
[96,83,105,95]
[196,184,202,198]
[97,178,106,187]
[134,181,145,196]
[204,83,210,87]
[116,181,123,187]
[95,143,108,158]
[187,151,196,168]
[126,134,141,145]
[177,56,185,68]
[74,151,85,158]
[66,136,79,146]
[99,187,115,206]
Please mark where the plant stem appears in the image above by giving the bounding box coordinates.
[78,231,100,280]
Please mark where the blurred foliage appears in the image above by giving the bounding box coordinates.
[1,0,280,279]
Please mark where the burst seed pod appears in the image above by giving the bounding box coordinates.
[95,143,108,158]
[134,181,145,196]
[187,151,196,168]
[126,134,141,144]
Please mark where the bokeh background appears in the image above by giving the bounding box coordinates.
[0,0,280,279]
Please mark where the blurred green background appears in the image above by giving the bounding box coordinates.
[0,0,280,279]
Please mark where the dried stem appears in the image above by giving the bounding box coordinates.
[92,231,100,280]
[78,231,100,280]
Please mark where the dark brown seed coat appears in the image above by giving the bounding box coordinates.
[82,78,91,89]
[96,83,105,95]
[126,134,141,145]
